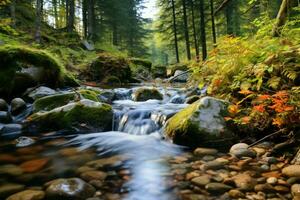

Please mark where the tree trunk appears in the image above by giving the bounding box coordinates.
[272,0,288,37]
[35,0,43,43]
[182,0,191,60]
[112,24,118,46]
[87,0,95,40]
[82,0,88,38]
[199,0,207,60]
[53,0,58,28]
[190,0,199,60]
[210,0,217,45]
[67,0,75,32]
[10,0,16,28]
[171,0,180,63]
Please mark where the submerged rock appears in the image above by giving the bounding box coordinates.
[6,190,45,200]
[45,178,95,200]
[165,97,236,148]
[0,124,23,138]
[0,184,25,199]
[0,111,12,123]
[282,165,300,177]
[28,99,113,132]
[132,87,163,101]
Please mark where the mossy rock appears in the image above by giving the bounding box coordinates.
[28,99,113,132]
[133,88,163,102]
[102,76,121,85]
[129,58,152,70]
[152,65,167,78]
[167,64,188,77]
[32,90,100,113]
[82,53,132,84]
[165,97,236,149]
[0,45,78,97]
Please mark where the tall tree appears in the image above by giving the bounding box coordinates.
[190,0,199,60]
[87,0,95,40]
[171,0,180,63]
[210,0,217,45]
[10,0,16,28]
[35,0,43,43]
[82,0,88,38]
[182,0,191,60]
[199,0,207,60]
[66,0,75,32]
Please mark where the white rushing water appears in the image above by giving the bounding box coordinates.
[68,86,190,200]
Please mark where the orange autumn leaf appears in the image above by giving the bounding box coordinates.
[272,117,285,127]
[255,94,271,101]
[253,105,265,112]
[213,79,222,87]
[239,89,254,95]
[224,117,233,121]
[283,105,294,112]
[228,105,240,115]
[241,116,251,124]
[273,90,289,98]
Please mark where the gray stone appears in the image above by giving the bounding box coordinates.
[0,124,23,138]
[27,86,57,100]
[0,99,8,111]
[15,136,35,147]
[11,98,26,115]
[0,111,12,123]
[202,161,224,170]
[230,143,256,158]
[172,70,189,82]
[45,178,96,200]
[98,90,115,104]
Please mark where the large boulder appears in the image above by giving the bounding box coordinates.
[82,53,132,84]
[164,97,236,149]
[28,99,113,132]
[167,63,188,77]
[152,65,167,78]
[0,45,78,97]
[132,87,163,102]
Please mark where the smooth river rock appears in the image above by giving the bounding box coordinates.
[282,165,300,177]
[45,178,96,200]
[7,190,45,200]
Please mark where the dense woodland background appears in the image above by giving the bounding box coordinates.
[0,0,299,133]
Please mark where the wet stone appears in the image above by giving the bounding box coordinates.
[15,136,35,147]
[191,175,211,187]
[228,189,245,198]
[267,177,278,185]
[0,124,23,138]
[45,178,96,200]
[6,190,45,200]
[80,170,108,182]
[193,148,218,157]
[0,111,12,123]
[282,165,300,177]
[0,184,25,199]
[205,183,232,194]
[20,158,49,173]
[0,164,23,176]
[11,98,26,115]
[0,99,9,111]
[232,173,256,191]
[202,160,224,170]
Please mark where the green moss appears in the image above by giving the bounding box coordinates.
[129,58,152,70]
[133,88,163,101]
[82,53,132,84]
[102,76,121,85]
[167,64,188,76]
[152,65,167,78]
[78,89,100,102]
[29,100,113,132]
[32,93,77,113]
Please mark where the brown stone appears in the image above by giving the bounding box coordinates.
[7,190,45,200]
[20,158,49,173]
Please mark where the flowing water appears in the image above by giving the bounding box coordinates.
[0,85,196,200]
